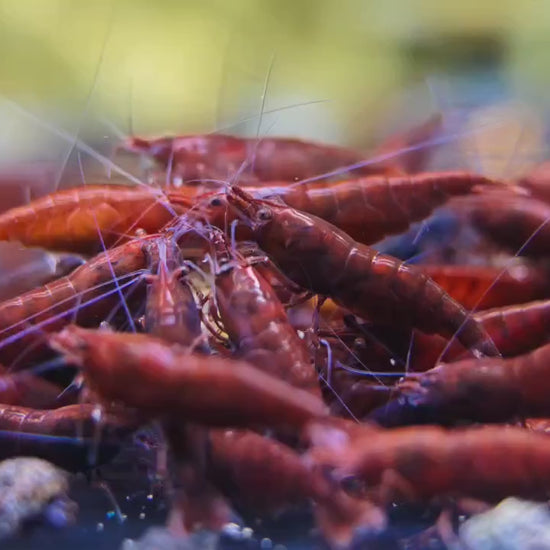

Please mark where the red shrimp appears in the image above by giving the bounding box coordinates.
[0,245,84,302]
[0,403,139,471]
[144,240,205,349]
[419,264,550,311]
[306,422,550,506]
[207,429,386,548]
[0,365,75,409]
[118,133,389,184]
[467,299,550,359]
[0,184,193,254]
[200,171,500,245]
[246,171,500,245]
[49,326,328,433]
[324,371,395,420]
[0,233,178,366]
[397,342,550,423]
[162,422,234,534]
[313,326,405,418]
[143,242,227,532]
[226,187,499,358]
[409,297,550,372]
[457,191,550,258]
[210,230,321,396]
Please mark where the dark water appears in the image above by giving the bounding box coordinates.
[1,469,442,550]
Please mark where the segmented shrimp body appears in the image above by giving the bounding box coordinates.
[0,365,74,409]
[207,429,386,547]
[50,326,328,433]
[398,342,550,423]
[211,231,320,396]
[0,185,191,254]
[460,191,550,258]
[226,187,498,358]
[0,403,138,471]
[251,171,499,245]
[307,423,550,505]
[0,234,164,364]
[144,240,204,348]
[419,264,550,310]
[119,133,387,184]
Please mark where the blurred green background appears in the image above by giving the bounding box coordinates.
[0,0,548,154]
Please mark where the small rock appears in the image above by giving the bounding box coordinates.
[0,457,76,539]
[121,527,219,550]
[459,497,550,550]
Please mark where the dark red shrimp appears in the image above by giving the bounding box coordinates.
[118,133,390,184]
[397,342,550,423]
[210,230,321,396]
[198,171,500,245]
[0,403,139,472]
[0,234,164,365]
[324,371,395,420]
[456,191,550,258]
[0,364,75,409]
[144,240,205,349]
[0,245,84,302]
[226,187,499,358]
[468,299,550,359]
[50,326,328,433]
[419,264,550,311]
[245,171,500,245]
[207,429,386,548]
[306,422,550,506]
[0,184,197,254]
[408,297,550,372]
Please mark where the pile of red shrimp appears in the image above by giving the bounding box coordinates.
[1,118,550,548]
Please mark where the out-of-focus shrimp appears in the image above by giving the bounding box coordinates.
[0,234,163,365]
[398,342,550,423]
[207,428,386,548]
[211,229,320,396]
[408,297,550,372]
[0,245,84,302]
[118,133,390,184]
[247,171,499,245]
[0,403,139,471]
[458,191,550,258]
[0,185,192,254]
[419,264,550,311]
[50,326,328,433]
[306,422,550,506]
[226,187,499,358]
[199,171,500,246]
[0,365,74,409]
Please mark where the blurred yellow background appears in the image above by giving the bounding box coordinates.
[0,0,548,157]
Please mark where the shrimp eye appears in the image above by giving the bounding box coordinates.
[257,207,272,221]
[209,197,223,207]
